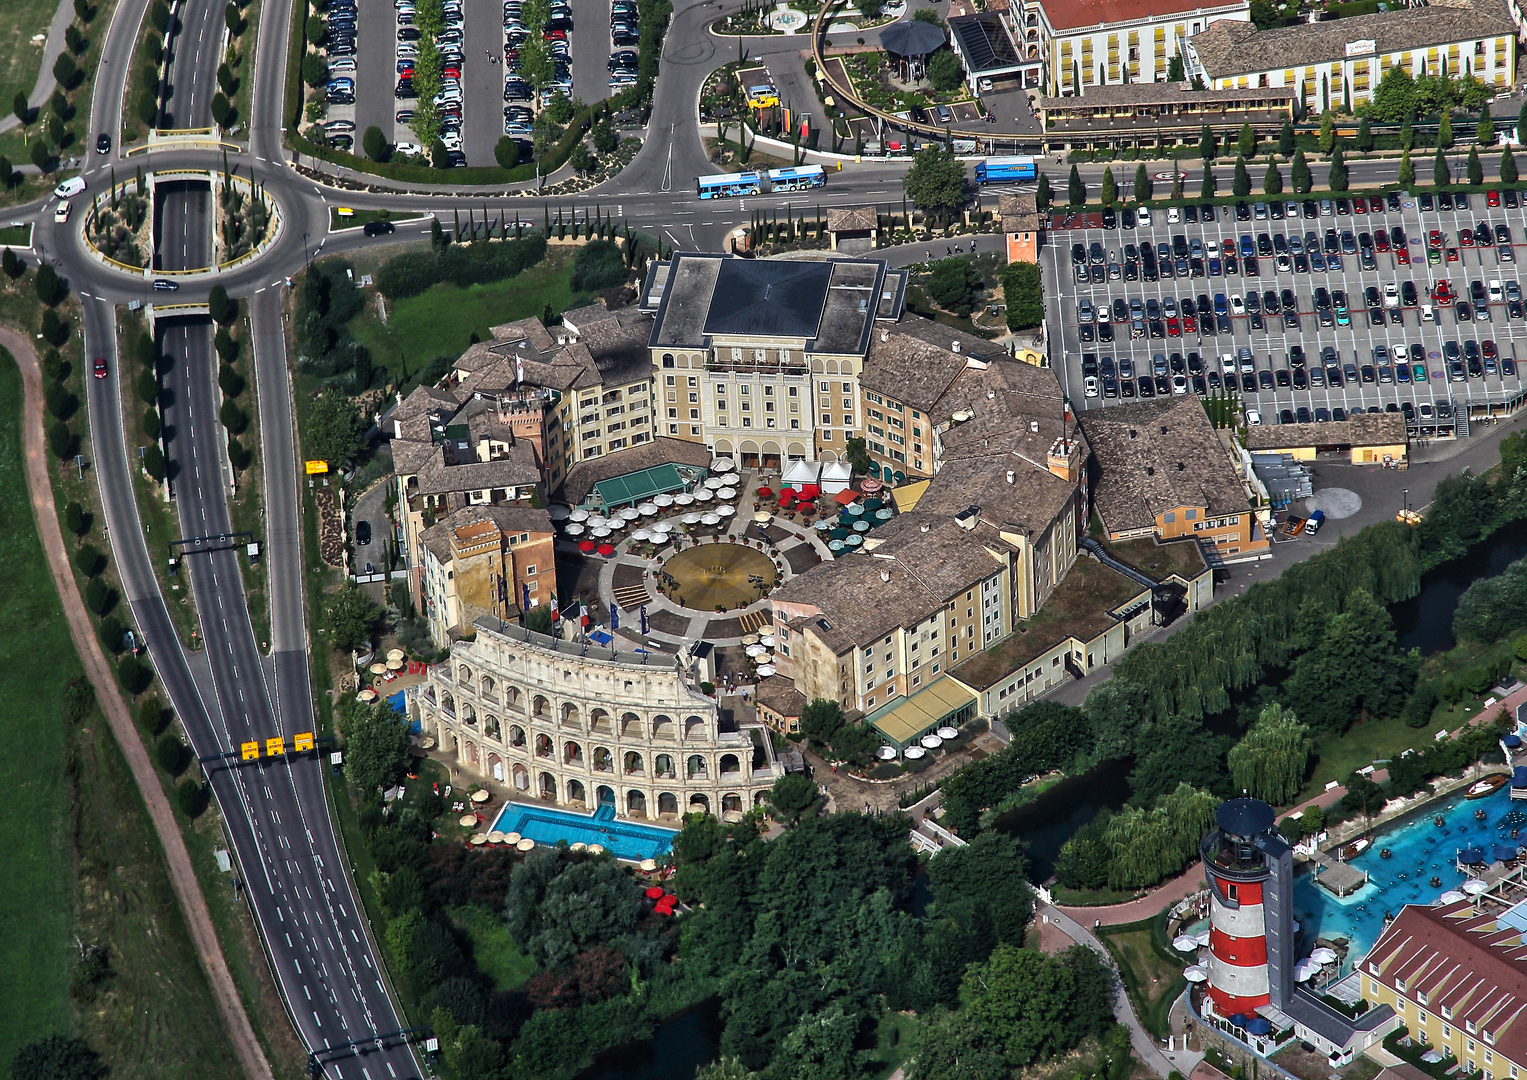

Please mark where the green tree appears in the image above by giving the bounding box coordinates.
[1290,149,1312,193]
[1328,146,1348,191]
[1263,158,1283,195]
[1133,162,1151,202]
[1355,117,1373,153]
[1278,117,1295,157]
[74,544,104,577]
[1341,770,1385,818]
[1399,149,1415,188]
[1434,148,1451,186]
[764,772,817,825]
[1199,167,1215,201]
[695,1059,759,1080]
[8,1035,107,1080]
[302,53,329,86]
[1035,172,1052,209]
[961,943,1114,1067]
[64,500,88,536]
[1228,704,1309,805]
[35,262,62,304]
[29,138,50,171]
[494,135,521,168]
[507,854,642,967]
[83,575,111,616]
[1198,124,1215,162]
[1370,63,1416,122]
[1099,166,1116,207]
[1232,155,1251,198]
[1478,102,1494,145]
[1001,261,1042,331]
[218,399,247,434]
[902,147,968,225]
[1318,110,1335,153]
[927,830,1032,944]
[175,777,209,817]
[592,122,617,152]
[570,143,595,174]
[304,390,364,467]
[1237,121,1255,158]
[338,699,412,794]
[210,91,232,128]
[324,581,381,651]
[1504,147,1519,185]
[1439,107,1454,149]
[207,283,234,324]
[53,52,77,89]
[1054,815,1113,889]
[1,247,19,278]
[155,732,188,775]
[927,48,963,93]
[149,0,170,31]
[362,125,388,161]
[1283,590,1419,733]
[1467,145,1483,185]
[927,258,981,316]
[1067,164,1084,207]
[141,443,165,480]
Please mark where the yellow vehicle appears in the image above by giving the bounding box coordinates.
[746,85,779,109]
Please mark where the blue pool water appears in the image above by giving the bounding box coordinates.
[490,801,678,861]
[1294,785,1521,962]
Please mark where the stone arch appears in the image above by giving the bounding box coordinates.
[538,771,557,800]
[564,740,584,766]
[719,753,741,776]
[462,702,477,726]
[651,714,675,740]
[787,441,807,460]
[754,790,769,806]
[596,784,615,807]
[567,779,587,806]
[442,690,456,715]
[821,449,840,463]
[714,439,734,455]
[688,793,711,815]
[505,686,523,712]
[484,715,502,742]
[619,712,641,737]
[593,746,614,772]
[687,754,708,778]
[654,753,674,778]
[590,708,613,735]
[627,789,648,817]
[739,440,760,469]
[623,750,644,775]
[464,740,479,766]
[457,664,473,687]
[561,702,581,729]
[488,754,505,782]
[532,694,551,720]
[535,733,553,758]
[481,674,496,698]
[512,762,530,790]
[683,715,707,739]
[658,792,679,816]
[722,792,743,813]
[824,359,839,374]
[509,724,526,747]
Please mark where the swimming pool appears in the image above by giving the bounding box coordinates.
[489,801,678,861]
[1293,784,1518,962]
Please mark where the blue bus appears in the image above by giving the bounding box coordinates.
[765,164,826,192]
[697,171,765,199]
[974,155,1037,184]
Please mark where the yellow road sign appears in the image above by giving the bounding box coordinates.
[266,736,286,757]
[294,732,315,753]
[241,741,260,760]
[305,460,329,474]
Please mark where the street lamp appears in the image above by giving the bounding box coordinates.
[302,230,310,265]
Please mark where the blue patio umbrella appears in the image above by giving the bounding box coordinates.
[1245,1018,1272,1036]
[1461,847,1486,864]
[1496,844,1520,861]
[830,526,849,540]
[1514,766,1527,788]
[1506,734,1523,748]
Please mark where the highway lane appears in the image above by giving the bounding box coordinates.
[161,0,224,127]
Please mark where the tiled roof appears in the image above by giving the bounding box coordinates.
[998,192,1041,233]
[1189,0,1514,79]
[413,439,540,496]
[420,504,555,565]
[1366,900,1527,1065]
[556,437,713,503]
[755,674,808,718]
[826,207,879,233]
[1081,397,1249,535]
[1243,413,1407,451]
[859,328,970,410]
[1037,81,1293,109]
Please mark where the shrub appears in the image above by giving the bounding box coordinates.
[156,732,189,774]
[118,654,153,695]
[74,544,105,577]
[175,778,209,817]
[569,239,626,292]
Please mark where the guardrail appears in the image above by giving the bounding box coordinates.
[79,177,153,277]
[809,0,1043,151]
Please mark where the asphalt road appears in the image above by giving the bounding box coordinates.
[162,0,224,127]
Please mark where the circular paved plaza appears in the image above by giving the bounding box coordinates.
[660,544,777,611]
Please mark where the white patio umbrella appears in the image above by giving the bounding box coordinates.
[1183,966,1209,983]
[605,516,626,529]
[591,526,612,539]
[753,511,772,523]
[1438,890,1468,903]
[654,493,675,507]
[631,529,653,541]
[711,458,736,472]
[586,515,608,528]
[701,513,721,526]
[619,506,641,520]
[1463,878,1491,895]
[1173,935,1200,953]
[756,663,777,677]
[721,472,741,485]
[718,487,737,500]
[716,505,736,517]
[693,488,713,501]
[682,513,703,525]
[638,503,659,516]
[705,476,725,489]
[920,734,943,749]
[746,645,766,657]
[1310,947,1339,964]
[674,492,695,505]
[651,520,674,533]
[569,509,589,523]
[564,522,585,536]
[1294,959,1321,982]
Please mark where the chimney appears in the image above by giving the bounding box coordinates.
[987,389,995,399]
[920,523,930,532]
[1047,435,1081,484]
[1029,420,1039,433]
[952,341,961,353]
[881,330,889,341]
[1006,470,1016,484]
[880,569,891,583]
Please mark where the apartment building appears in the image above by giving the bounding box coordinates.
[1184,0,1516,108]
[1006,0,1251,96]
[1362,896,1527,1078]
[416,505,556,646]
[643,253,909,468]
[1082,397,1271,562]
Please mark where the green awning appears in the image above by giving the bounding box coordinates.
[592,463,693,509]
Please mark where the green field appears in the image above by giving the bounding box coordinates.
[0,0,62,130]
[0,222,32,246]
[1098,915,1188,1039]
[1301,709,1453,802]
[0,359,75,1068]
[451,905,538,991]
[348,248,582,381]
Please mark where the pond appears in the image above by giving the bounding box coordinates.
[579,1000,722,1080]
[992,757,1133,882]
[1390,516,1527,653]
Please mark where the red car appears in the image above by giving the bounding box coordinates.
[1460,229,1475,247]
[1435,280,1455,304]
[1484,339,1499,360]
[1488,190,1502,207]
[1374,229,1390,252]
[1428,230,1443,248]
[1396,245,1410,265]
[93,357,107,379]
[1353,198,1366,214]
[443,66,460,78]
[1447,247,1460,262]
[1166,316,1181,337]
[1182,314,1197,333]
[1369,196,1384,212]
[543,28,566,38]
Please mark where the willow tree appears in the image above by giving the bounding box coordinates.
[1104,784,1217,889]
[1228,704,1310,805]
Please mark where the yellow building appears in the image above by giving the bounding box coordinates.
[1243,413,1408,467]
[417,506,556,645]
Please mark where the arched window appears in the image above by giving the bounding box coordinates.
[687,755,707,778]
[532,695,551,719]
[505,686,523,712]
[538,771,557,800]
[654,754,674,778]
[535,734,553,758]
[627,789,648,816]
[658,792,679,816]
[564,741,584,766]
[567,779,587,805]
[457,664,473,685]
[484,715,502,741]
[722,792,743,812]
[652,715,675,740]
[623,751,644,775]
[509,724,526,747]
[593,746,614,772]
[561,702,581,729]
[481,675,496,698]
[719,753,741,775]
[688,793,711,815]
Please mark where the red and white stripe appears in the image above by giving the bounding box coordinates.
[1206,874,1271,1015]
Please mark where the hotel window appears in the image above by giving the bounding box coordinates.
[665,375,675,385]
[662,353,675,367]
[1443,1006,1452,1020]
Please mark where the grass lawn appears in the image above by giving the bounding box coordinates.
[329,207,427,231]
[1301,709,1452,802]
[0,222,32,246]
[0,359,76,1068]
[450,905,538,991]
[868,1011,922,1080]
[348,248,582,382]
[1098,915,1188,1039]
[0,0,63,129]
[1052,884,1141,907]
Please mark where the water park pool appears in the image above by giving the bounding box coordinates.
[1293,783,1521,962]
[489,801,678,862]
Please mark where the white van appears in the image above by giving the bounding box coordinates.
[53,176,85,199]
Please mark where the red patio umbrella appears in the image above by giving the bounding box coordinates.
[755,486,774,499]
[645,885,665,899]
[578,539,597,553]
[778,487,797,503]
[797,484,820,500]
[597,543,616,557]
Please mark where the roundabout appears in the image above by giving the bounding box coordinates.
[659,543,778,612]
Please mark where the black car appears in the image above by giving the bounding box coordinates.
[397,25,421,39]
[326,91,355,104]
[356,521,372,546]
[363,220,396,237]
[151,279,179,291]
[95,132,110,154]
[446,150,467,167]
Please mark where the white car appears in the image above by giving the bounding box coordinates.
[1166,206,1180,224]
[393,141,423,156]
[1230,294,1245,315]
[53,201,70,223]
[1244,409,1261,426]
[1136,206,1151,227]
[53,176,85,199]
[329,57,356,71]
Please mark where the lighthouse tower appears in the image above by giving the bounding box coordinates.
[1200,798,1295,1017]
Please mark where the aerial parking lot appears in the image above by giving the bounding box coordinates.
[1044,191,1527,440]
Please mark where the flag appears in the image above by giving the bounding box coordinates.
[640,604,649,635]
[610,603,619,630]
[579,600,590,629]
[522,581,530,613]
[516,355,525,385]
[549,591,559,622]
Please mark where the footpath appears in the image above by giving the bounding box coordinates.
[4,328,275,1080]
